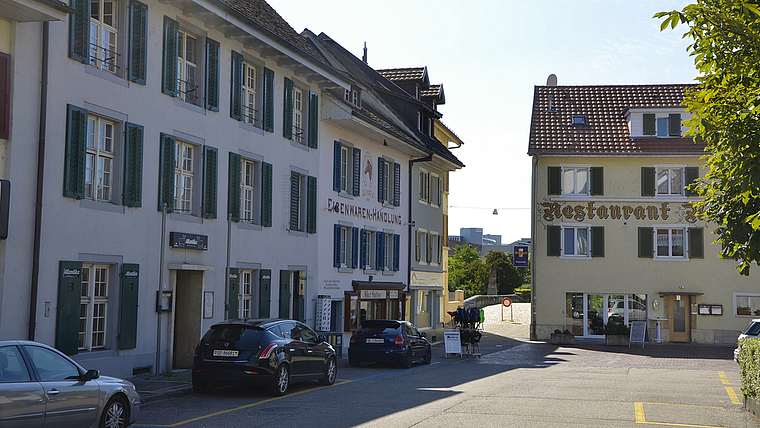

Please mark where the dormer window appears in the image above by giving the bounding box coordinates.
[644,113,681,137]
[344,87,360,106]
[572,115,586,126]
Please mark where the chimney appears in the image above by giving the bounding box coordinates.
[362,42,367,64]
[547,74,557,86]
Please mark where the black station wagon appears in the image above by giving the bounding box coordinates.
[192,319,337,396]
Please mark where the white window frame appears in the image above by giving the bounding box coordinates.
[561,223,591,258]
[89,0,119,73]
[239,269,255,318]
[243,61,259,126]
[177,28,200,104]
[340,145,349,193]
[561,165,590,196]
[733,292,760,317]
[383,232,393,272]
[339,225,353,268]
[381,159,391,203]
[419,169,430,203]
[174,140,194,214]
[655,165,685,196]
[293,87,304,144]
[416,229,427,264]
[363,229,376,271]
[85,115,115,202]
[240,158,261,224]
[79,264,110,351]
[654,225,688,260]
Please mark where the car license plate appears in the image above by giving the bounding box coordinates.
[213,349,239,357]
[366,338,384,344]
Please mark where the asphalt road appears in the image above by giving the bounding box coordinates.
[132,330,759,428]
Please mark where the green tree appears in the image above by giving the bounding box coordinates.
[656,1,760,275]
[448,244,488,297]
[484,251,521,295]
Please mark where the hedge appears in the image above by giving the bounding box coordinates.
[739,337,760,399]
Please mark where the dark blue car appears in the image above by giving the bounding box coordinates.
[348,320,431,368]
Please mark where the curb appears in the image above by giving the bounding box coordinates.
[139,385,194,407]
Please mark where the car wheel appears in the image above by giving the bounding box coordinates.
[401,349,412,369]
[319,357,337,385]
[349,356,360,367]
[268,364,289,396]
[423,347,432,365]
[192,378,213,394]
[99,395,128,428]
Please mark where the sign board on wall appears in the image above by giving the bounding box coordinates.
[360,290,386,299]
[513,246,529,267]
[170,232,208,250]
[316,295,331,331]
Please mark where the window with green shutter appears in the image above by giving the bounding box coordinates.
[119,264,139,350]
[56,261,83,356]
[638,227,654,258]
[261,162,272,227]
[202,146,218,219]
[643,114,656,136]
[68,0,90,63]
[590,167,603,196]
[547,166,561,196]
[283,78,294,139]
[290,171,301,231]
[685,167,699,197]
[641,167,655,197]
[128,0,148,84]
[205,38,220,112]
[307,176,317,234]
[669,114,681,137]
[308,91,318,148]
[230,51,244,121]
[64,105,88,199]
[547,225,560,257]
[158,133,175,212]
[228,152,241,222]
[262,68,274,132]
[161,16,179,97]
[123,122,144,207]
[259,270,271,318]
[227,268,239,319]
[689,227,704,259]
[590,226,604,258]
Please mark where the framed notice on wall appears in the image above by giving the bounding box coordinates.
[204,292,214,319]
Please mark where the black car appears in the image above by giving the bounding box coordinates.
[348,320,432,368]
[191,319,337,396]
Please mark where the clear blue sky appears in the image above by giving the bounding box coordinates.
[268,0,698,244]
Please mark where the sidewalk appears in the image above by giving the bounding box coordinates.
[130,372,193,406]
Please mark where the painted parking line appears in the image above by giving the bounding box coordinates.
[634,402,725,427]
[132,380,351,428]
[718,371,743,404]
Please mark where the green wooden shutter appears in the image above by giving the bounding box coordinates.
[359,229,367,269]
[547,225,560,257]
[547,166,561,195]
[64,105,87,199]
[638,227,654,258]
[351,227,359,269]
[119,264,139,350]
[56,261,83,356]
[262,68,274,132]
[158,133,175,213]
[590,226,604,258]
[590,167,603,196]
[228,268,239,319]
[261,162,273,227]
[205,38,220,112]
[123,122,144,207]
[259,270,271,318]
[685,167,699,197]
[283,78,294,139]
[290,171,300,230]
[689,227,704,259]
[0,53,9,140]
[334,224,341,267]
[308,91,318,148]
[393,162,401,206]
[307,175,317,234]
[378,158,385,203]
[128,0,148,84]
[279,270,290,318]
[353,147,361,196]
[161,16,179,97]
[669,113,681,137]
[333,141,341,192]
[202,146,218,219]
[68,0,90,62]
[230,51,243,121]
[643,114,656,136]
[641,167,655,197]
[228,153,241,222]
[394,234,400,271]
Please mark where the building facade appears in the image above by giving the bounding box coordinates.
[529,81,758,343]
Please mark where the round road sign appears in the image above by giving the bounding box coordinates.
[502,297,512,307]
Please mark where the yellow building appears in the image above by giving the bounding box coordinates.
[528,80,758,343]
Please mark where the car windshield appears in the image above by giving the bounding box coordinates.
[745,322,760,336]
[204,325,266,349]
[358,321,400,334]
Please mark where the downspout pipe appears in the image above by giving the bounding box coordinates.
[29,22,50,340]
[530,154,538,341]
[407,153,434,322]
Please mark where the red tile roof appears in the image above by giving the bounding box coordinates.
[528,84,706,155]
[377,67,427,82]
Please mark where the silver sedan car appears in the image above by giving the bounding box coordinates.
[0,340,140,428]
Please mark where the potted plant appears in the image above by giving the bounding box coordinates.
[551,329,575,345]
[604,322,630,346]
[738,306,752,315]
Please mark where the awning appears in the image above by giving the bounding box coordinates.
[658,291,705,296]
[351,280,406,291]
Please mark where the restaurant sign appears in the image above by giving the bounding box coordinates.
[539,201,698,224]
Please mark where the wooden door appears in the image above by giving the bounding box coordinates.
[668,295,691,342]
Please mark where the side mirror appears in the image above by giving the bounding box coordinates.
[420,332,427,338]
[83,369,100,381]
[317,334,327,343]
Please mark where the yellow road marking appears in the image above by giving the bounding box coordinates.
[718,371,734,385]
[634,402,725,427]
[725,386,743,405]
[133,380,351,428]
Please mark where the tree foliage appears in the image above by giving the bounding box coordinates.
[484,251,521,295]
[448,245,525,297]
[656,1,760,275]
